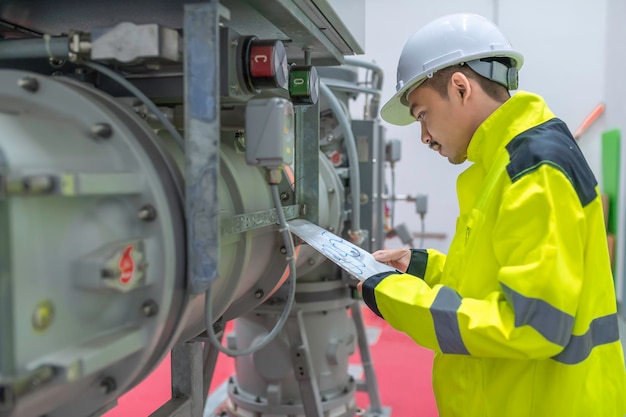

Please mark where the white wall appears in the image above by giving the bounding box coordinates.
[605,0,626,304]
[350,0,608,256]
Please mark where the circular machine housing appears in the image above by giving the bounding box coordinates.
[0,70,292,417]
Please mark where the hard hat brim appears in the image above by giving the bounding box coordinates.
[380,79,424,126]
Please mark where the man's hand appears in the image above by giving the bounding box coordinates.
[372,249,411,272]
[356,249,411,294]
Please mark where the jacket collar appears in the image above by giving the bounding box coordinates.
[466,91,556,171]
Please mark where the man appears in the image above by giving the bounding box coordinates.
[357,13,626,417]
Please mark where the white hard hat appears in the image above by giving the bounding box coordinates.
[380,13,524,126]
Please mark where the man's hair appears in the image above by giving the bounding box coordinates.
[425,63,511,102]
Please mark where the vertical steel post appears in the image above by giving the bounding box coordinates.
[184,1,220,294]
[172,343,205,417]
[294,102,320,224]
[351,302,384,413]
[201,332,223,398]
[149,342,205,417]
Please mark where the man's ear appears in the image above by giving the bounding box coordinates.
[450,72,471,103]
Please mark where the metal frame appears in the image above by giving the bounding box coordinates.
[149,343,205,417]
[184,1,221,294]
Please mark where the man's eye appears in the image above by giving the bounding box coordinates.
[416,112,424,122]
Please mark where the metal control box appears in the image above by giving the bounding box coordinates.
[245,97,295,167]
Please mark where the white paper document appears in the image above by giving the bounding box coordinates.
[288,219,397,281]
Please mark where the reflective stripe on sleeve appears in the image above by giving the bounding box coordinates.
[552,314,620,365]
[431,287,470,354]
[501,283,620,364]
[501,283,574,347]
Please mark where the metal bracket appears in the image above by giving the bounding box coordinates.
[220,205,299,236]
[285,310,324,417]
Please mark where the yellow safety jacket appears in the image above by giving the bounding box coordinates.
[363,92,626,417]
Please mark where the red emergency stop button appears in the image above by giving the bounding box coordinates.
[245,39,289,90]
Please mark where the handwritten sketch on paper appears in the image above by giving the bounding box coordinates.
[288,219,397,281]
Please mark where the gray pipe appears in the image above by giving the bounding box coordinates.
[319,81,361,241]
[0,37,70,61]
[343,57,384,91]
[320,81,381,97]
[342,57,384,119]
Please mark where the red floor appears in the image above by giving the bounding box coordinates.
[104,306,437,416]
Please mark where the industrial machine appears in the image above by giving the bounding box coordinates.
[0,1,391,416]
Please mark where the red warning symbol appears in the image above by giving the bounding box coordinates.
[118,245,135,285]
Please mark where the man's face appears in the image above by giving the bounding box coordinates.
[406,79,472,165]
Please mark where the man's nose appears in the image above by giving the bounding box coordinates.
[420,125,432,145]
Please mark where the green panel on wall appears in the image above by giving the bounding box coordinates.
[601,129,621,235]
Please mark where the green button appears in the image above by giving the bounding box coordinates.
[289,69,310,97]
